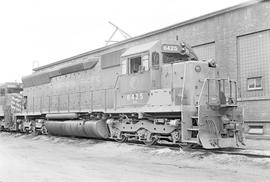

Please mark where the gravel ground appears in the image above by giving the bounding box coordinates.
[0,133,270,182]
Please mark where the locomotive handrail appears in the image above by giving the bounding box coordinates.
[26,73,131,114]
[27,75,239,114]
[198,78,238,107]
[198,78,208,106]
[29,88,108,114]
[113,74,121,89]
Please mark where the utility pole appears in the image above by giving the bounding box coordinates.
[105,21,132,46]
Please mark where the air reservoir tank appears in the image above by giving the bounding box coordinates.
[45,120,109,139]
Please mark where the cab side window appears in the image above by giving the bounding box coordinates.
[121,54,150,75]
[130,56,142,74]
[152,52,159,69]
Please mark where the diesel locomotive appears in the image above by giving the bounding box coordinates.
[0,40,245,149]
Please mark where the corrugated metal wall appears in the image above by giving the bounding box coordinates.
[192,42,215,61]
[237,30,270,98]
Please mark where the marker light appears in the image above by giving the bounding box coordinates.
[195,65,201,72]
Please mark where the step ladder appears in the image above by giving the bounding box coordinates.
[186,105,199,143]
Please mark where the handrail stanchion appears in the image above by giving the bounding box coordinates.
[40,96,42,113]
[79,92,81,112]
[58,95,60,112]
[218,79,221,104]
[207,79,210,105]
[33,96,35,114]
[229,80,232,99]
[104,89,107,111]
[48,96,51,113]
[235,81,237,104]
[68,93,70,112]
[91,90,93,112]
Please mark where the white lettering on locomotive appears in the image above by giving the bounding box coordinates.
[126,93,144,102]
[161,44,180,52]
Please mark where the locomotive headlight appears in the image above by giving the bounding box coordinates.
[195,65,201,72]
[221,115,230,124]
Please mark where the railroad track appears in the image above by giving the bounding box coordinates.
[2,131,270,159]
[208,149,270,158]
[124,141,270,159]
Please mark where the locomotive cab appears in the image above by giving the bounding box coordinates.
[110,40,244,148]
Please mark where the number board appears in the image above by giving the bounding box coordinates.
[161,44,180,53]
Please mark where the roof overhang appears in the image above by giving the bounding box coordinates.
[121,40,159,57]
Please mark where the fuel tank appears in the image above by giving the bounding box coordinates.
[45,120,109,139]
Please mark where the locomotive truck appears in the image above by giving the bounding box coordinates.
[0,40,245,149]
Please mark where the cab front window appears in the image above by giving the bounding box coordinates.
[162,52,188,64]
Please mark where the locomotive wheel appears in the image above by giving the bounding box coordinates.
[143,135,158,146]
[115,135,127,143]
[33,129,42,135]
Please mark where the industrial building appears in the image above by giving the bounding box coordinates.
[33,0,270,138]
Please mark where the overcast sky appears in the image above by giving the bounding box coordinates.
[0,0,248,83]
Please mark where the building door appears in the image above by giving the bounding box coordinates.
[237,30,270,99]
[237,30,270,134]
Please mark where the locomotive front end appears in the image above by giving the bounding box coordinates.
[108,40,244,148]
[179,55,245,149]
[196,77,245,149]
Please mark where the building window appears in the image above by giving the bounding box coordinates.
[247,77,262,90]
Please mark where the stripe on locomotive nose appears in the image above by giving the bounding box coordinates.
[10,94,23,113]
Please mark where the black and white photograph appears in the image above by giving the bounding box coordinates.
[0,0,270,181]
